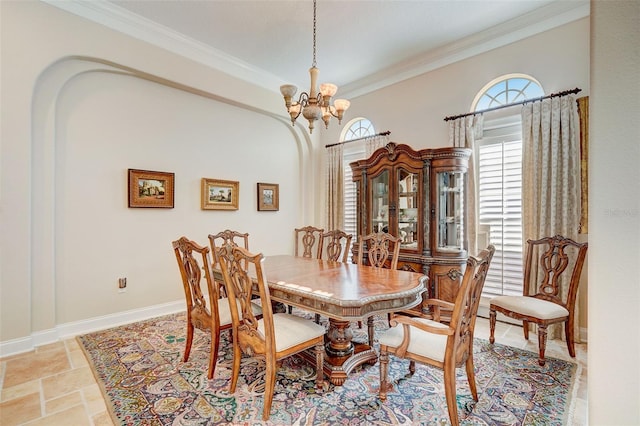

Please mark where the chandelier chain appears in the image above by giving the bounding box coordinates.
[312,0,317,67]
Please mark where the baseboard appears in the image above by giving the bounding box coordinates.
[0,300,184,358]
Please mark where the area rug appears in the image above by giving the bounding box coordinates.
[78,311,579,425]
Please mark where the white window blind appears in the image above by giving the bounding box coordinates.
[343,148,365,260]
[478,120,524,297]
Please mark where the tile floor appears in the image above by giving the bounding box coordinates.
[0,317,587,426]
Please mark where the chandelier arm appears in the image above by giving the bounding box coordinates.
[297,92,311,107]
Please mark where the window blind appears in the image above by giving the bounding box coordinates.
[343,148,365,261]
[478,121,524,298]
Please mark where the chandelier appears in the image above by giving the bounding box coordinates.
[279,0,350,134]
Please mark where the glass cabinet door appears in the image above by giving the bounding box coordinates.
[437,171,465,252]
[397,168,419,250]
[370,171,389,234]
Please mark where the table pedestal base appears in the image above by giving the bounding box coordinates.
[300,340,377,386]
[300,318,378,386]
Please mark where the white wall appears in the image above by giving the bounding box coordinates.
[589,0,640,424]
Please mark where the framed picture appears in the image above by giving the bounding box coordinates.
[128,169,175,208]
[201,178,239,210]
[257,182,279,211]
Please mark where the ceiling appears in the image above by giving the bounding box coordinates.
[47,0,589,98]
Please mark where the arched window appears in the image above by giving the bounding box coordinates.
[341,117,375,141]
[476,75,543,299]
[472,74,544,111]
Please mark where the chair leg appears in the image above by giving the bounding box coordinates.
[379,350,389,401]
[314,343,325,390]
[465,351,478,401]
[408,360,416,376]
[207,326,220,379]
[523,320,530,340]
[367,316,375,347]
[443,361,460,426]
[229,333,242,393]
[489,309,496,344]
[262,356,277,421]
[537,324,548,366]
[183,321,194,362]
[314,313,321,324]
[564,319,576,358]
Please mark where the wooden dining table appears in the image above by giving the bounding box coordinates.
[222,254,428,385]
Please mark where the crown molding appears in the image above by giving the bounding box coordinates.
[42,0,589,99]
[41,0,287,90]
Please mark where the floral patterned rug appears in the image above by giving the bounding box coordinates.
[78,311,578,425]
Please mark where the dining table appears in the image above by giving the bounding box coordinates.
[214,254,427,386]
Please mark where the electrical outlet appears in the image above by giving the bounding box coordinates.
[118,277,127,291]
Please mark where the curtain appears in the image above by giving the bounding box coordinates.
[326,143,344,231]
[521,95,582,342]
[326,133,389,232]
[365,133,390,157]
[576,96,589,234]
[449,115,484,256]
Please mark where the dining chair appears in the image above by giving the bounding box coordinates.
[319,229,353,263]
[378,245,495,426]
[356,232,401,346]
[290,225,325,315]
[294,225,325,259]
[208,229,250,297]
[489,235,588,366]
[217,245,326,421]
[171,236,232,380]
[312,229,353,323]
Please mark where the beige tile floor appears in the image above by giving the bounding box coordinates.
[0,317,587,426]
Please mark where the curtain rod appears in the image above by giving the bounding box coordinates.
[443,88,582,122]
[325,131,391,148]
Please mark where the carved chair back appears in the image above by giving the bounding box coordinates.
[294,226,324,258]
[319,229,353,263]
[524,234,588,309]
[357,232,401,270]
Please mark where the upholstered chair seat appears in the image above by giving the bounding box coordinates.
[378,317,449,362]
[219,298,263,326]
[490,296,569,320]
[258,314,326,352]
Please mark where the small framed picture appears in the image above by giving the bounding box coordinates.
[201,178,239,210]
[257,182,279,211]
[128,169,175,208]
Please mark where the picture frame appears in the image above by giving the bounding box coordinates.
[257,182,279,211]
[128,169,175,208]
[201,178,239,210]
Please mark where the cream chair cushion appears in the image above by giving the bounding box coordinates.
[258,313,326,352]
[379,317,450,363]
[491,296,569,320]
[218,298,262,327]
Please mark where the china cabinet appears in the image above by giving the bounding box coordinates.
[350,142,471,310]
